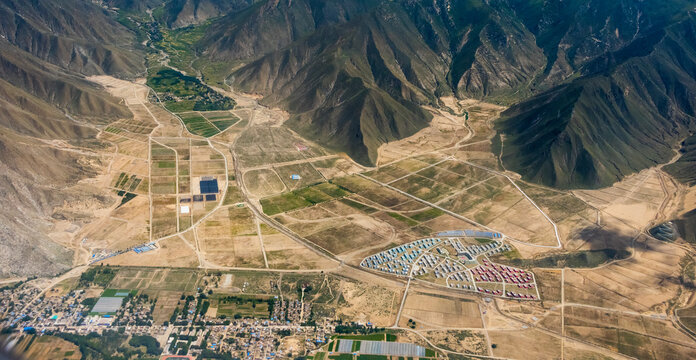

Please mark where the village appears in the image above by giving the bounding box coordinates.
[0,277,335,359]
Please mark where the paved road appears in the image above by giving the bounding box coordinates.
[393,277,411,328]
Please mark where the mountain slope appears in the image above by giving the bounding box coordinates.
[229,3,448,164]
[213,0,548,165]
[0,0,144,77]
[0,1,144,277]
[665,133,696,185]
[162,0,256,28]
[496,15,696,188]
[193,0,696,184]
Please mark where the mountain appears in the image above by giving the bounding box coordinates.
[185,0,696,186]
[496,10,696,188]
[200,0,550,164]
[0,0,144,277]
[0,0,144,77]
[664,133,696,185]
[161,0,256,28]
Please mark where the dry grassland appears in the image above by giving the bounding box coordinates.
[334,280,401,327]
[244,168,286,197]
[263,233,335,269]
[574,169,668,229]
[424,330,489,355]
[564,236,686,313]
[488,329,561,359]
[312,157,363,179]
[399,292,483,329]
[564,306,696,359]
[197,207,265,267]
[376,104,469,165]
[18,335,81,360]
[103,236,198,268]
[235,126,328,168]
[275,162,325,191]
[304,220,392,256]
[108,268,199,292]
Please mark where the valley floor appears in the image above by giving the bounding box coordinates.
[4,68,696,360]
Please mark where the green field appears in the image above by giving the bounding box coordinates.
[494,249,630,268]
[108,268,199,292]
[179,113,220,137]
[214,295,273,319]
[261,182,352,215]
[339,198,378,214]
[201,111,240,131]
[386,212,419,226]
[101,288,137,297]
[408,208,444,222]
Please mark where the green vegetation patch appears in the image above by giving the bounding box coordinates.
[214,294,274,319]
[356,355,388,360]
[128,335,162,356]
[147,68,235,113]
[336,334,387,341]
[53,331,132,359]
[154,21,210,74]
[261,192,312,216]
[340,198,377,214]
[79,267,117,288]
[211,118,239,131]
[101,288,137,297]
[495,249,630,268]
[409,208,444,222]
[351,340,361,352]
[179,112,220,137]
[387,212,418,226]
[317,182,351,198]
[157,161,176,168]
[118,192,137,207]
[329,354,353,360]
[261,182,351,215]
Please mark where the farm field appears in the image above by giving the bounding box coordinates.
[197,206,265,268]
[561,306,696,359]
[107,268,200,292]
[15,336,81,360]
[364,158,558,246]
[263,233,336,270]
[398,293,483,329]
[488,329,561,359]
[211,294,273,319]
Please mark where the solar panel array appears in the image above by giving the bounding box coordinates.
[200,179,219,194]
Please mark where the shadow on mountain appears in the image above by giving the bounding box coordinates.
[494,226,633,269]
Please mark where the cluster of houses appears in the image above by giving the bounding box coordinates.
[359,231,540,301]
[360,238,442,275]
